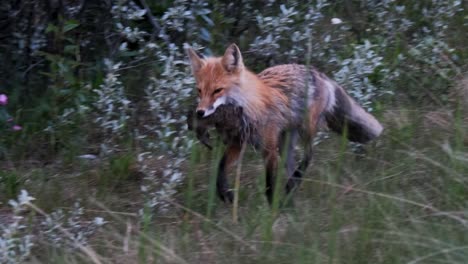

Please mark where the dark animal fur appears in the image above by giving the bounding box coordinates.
[187,104,256,148]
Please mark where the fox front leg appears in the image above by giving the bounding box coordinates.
[217,144,242,202]
[262,132,281,205]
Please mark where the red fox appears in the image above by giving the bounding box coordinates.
[186,44,383,204]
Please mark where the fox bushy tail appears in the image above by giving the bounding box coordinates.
[324,86,383,143]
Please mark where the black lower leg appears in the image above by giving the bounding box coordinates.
[265,165,274,205]
[217,154,233,203]
[264,151,279,205]
[286,143,312,193]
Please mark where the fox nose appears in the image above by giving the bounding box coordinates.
[196,109,205,118]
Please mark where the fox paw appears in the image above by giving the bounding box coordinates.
[217,189,233,203]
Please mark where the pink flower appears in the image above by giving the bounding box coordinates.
[0,94,7,105]
[12,125,22,131]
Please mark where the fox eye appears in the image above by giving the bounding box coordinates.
[213,88,223,95]
[197,88,201,95]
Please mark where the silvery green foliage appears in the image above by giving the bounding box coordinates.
[98,0,198,213]
[144,43,195,155]
[418,0,463,39]
[363,0,414,41]
[117,23,147,43]
[139,156,185,213]
[364,1,462,48]
[93,59,131,154]
[112,0,147,21]
[403,1,462,81]
[89,0,148,155]
[333,40,387,112]
[138,155,186,213]
[162,0,198,32]
[252,4,299,58]
[1,192,105,259]
[161,0,213,42]
[138,43,195,213]
[408,37,457,80]
[110,0,149,55]
[361,0,462,47]
[112,1,148,43]
[40,201,106,249]
[1,190,35,264]
[251,2,329,62]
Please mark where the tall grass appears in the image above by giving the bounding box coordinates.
[2,101,466,263]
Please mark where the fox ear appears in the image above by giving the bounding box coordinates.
[222,44,244,73]
[186,47,205,74]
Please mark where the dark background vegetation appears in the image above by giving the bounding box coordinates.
[0,0,467,263]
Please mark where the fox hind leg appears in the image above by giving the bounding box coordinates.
[286,104,323,193]
[279,130,300,193]
[286,138,313,193]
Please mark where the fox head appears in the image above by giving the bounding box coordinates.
[186,44,244,118]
